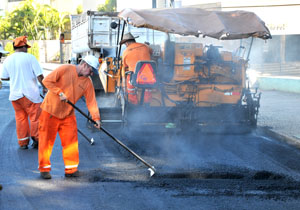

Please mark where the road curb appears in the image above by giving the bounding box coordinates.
[257,126,300,149]
[257,76,300,94]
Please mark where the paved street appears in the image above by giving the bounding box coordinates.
[1,1,300,209]
[1,82,300,209]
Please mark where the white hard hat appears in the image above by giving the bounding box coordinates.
[82,55,99,74]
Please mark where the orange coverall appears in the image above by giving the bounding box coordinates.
[122,43,152,104]
[12,97,41,147]
[38,65,100,174]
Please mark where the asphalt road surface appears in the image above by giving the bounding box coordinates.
[1,85,300,210]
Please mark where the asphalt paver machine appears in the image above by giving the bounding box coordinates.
[96,7,271,133]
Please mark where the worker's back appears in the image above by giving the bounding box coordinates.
[2,52,42,103]
[122,43,152,72]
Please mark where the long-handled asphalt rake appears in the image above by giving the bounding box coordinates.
[66,100,156,177]
[77,128,94,145]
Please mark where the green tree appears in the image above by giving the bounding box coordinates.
[1,0,38,39]
[97,0,116,12]
[76,5,83,14]
[35,4,60,40]
[0,15,12,40]
[0,0,70,40]
[56,13,70,38]
[4,42,14,55]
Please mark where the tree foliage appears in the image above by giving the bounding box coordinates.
[76,5,83,14]
[4,42,14,56]
[97,0,116,12]
[0,0,70,40]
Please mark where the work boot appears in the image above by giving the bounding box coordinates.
[31,140,38,149]
[65,170,80,178]
[40,172,52,179]
[20,145,28,150]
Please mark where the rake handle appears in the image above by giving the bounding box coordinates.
[67,100,156,173]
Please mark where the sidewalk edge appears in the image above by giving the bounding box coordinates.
[257,126,300,149]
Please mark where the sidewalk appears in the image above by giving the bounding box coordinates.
[257,76,300,94]
[257,90,300,148]
[249,68,300,147]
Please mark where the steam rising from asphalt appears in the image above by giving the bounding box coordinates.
[124,109,248,174]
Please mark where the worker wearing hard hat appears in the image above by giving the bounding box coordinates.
[38,55,101,179]
[0,36,46,150]
[120,32,153,104]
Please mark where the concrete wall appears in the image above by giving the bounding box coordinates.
[37,40,60,63]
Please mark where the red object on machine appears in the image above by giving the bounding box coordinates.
[136,63,156,85]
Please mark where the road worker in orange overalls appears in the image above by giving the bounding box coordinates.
[1,36,47,149]
[120,32,153,104]
[38,55,101,179]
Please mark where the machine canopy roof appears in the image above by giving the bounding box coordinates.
[118,7,271,40]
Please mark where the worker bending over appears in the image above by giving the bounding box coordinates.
[38,55,101,179]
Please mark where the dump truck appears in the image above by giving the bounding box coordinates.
[70,11,119,90]
[73,8,271,133]
[70,11,119,61]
